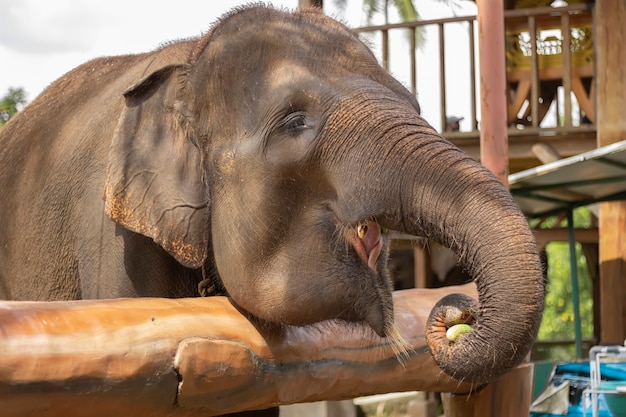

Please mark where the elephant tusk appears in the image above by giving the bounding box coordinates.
[351,221,383,273]
[357,222,368,239]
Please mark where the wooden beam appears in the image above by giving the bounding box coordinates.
[448,132,598,172]
[533,228,599,249]
[0,286,478,417]
[531,143,561,164]
[596,0,626,344]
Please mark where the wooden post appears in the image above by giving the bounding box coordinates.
[596,0,626,344]
[414,245,432,288]
[477,0,509,187]
[0,286,478,417]
[441,363,534,417]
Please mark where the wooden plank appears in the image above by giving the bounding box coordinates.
[508,79,532,123]
[571,76,595,123]
[506,65,593,83]
[533,227,599,249]
[0,286,478,417]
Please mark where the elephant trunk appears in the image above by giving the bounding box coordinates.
[411,151,545,385]
[326,96,545,385]
[395,128,544,385]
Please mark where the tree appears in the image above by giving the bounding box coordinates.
[0,87,27,128]
[364,0,418,24]
[333,0,465,25]
[332,0,464,48]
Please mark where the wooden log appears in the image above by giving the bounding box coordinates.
[441,363,534,417]
[0,285,478,417]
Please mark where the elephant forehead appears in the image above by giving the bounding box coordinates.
[268,63,313,88]
[263,62,349,107]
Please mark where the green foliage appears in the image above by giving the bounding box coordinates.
[531,207,595,360]
[364,0,418,23]
[333,0,427,52]
[333,0,419,25]
[0,87,27,128]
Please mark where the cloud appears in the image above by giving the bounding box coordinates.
[0,0,299,99]
[0,0,100,54]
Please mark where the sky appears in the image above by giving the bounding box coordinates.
[0,0,477,130]
[0,1,296,100]
[1,0,382,101]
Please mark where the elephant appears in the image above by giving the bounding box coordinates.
[0,4,544,389]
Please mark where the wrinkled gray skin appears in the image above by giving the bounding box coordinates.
[0,5,544,389]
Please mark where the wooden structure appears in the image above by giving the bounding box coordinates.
[356,0,626,349]
[355,3,597,174]
[0,286,479,416]
[504,6,594,127]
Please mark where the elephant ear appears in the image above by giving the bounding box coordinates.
[105,65,209,269]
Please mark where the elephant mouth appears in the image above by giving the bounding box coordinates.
[349,220,384,273]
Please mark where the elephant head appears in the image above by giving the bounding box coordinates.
[104,6,544,385]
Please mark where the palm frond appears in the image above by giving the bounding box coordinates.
[392,0,419,22]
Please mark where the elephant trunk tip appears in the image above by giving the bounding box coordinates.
[425,292,540,385]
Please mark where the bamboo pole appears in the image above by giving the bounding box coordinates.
[0,285,478,417]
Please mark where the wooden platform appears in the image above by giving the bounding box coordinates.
[445,127,597,173]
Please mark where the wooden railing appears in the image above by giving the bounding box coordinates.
[504,4,594,129]
[355,3,596,168]
[356,13,479,134]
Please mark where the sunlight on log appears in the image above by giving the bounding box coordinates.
[0,284,478,416]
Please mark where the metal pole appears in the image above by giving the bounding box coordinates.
[567,208,583,358]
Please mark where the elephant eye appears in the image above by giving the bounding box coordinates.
[283,112,313,136]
